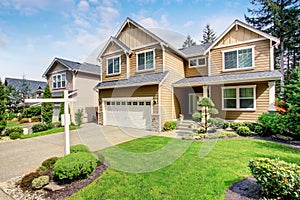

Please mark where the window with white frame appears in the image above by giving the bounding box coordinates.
[137,50,154,71]
[189,57,206,67]
[223,46,254,70]
[107,56,121,75]
[222,85,256,110]
[52,73,66,89]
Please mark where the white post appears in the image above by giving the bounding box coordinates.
[203,86,208,98]
[64,90,70,155]
[268,81,276,112]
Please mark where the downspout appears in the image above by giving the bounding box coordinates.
[126,53,130,79]
[160,42,165,72]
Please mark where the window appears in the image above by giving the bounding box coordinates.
[107,56,121,75]
[52,73,66,89]
[223,46,254,70]
[137,50,154,71]
[222,85,256,110]
[139,102,144,106]
[189,57,206,68]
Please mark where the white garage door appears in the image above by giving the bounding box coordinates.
[104,99,152,129]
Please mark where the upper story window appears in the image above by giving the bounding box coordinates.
[52,73,66,89]
[223,46,254,71]
[222,85,256,110]
[136,50,155,71]
[189,57,206,68]
[107,56,121,75]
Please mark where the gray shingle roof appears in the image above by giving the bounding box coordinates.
[56,58,100,75]
[179,43,212,57]
[174,70,282,86]
[95,71,169,89]
[5,78,47,93]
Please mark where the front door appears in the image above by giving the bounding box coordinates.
[188,93,203,114]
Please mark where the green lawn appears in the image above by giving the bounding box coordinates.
[6,121,23,127]
[20,125,78,139]
[69,137,300,200]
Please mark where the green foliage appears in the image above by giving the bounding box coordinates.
[219,131,238,138]
[243,122,257,132]
[254,125,264,135]
[41,85,53,124]
[208,117,225,129]
[163,121,177,131]
[52,121,61,128]
[31,116,41,122]
[223,121,230,129]
[22,106,41,118]
[53,152,100,183]
[4,127,23,136]
[0,79,7,133]
[249,158,300,199]
[41,157,59,169]
[20,171,41,190]
[194,127,206,134]
[31,175,49,190]
[75,108,84,126]
[32,123,51,133]
[236,126,251,136]
[70,144,90,153]
[9,132,21,140]
[7,112,16,120]
[201,24,216,44]
[229,122,244,131]
[182,34,196,48]
[258,113,288,136]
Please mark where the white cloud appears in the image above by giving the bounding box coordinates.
[0,34,9,48]
[183,20,194,28]
[78,0,90,12]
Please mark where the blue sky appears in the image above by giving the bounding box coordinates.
[0,0,251,81]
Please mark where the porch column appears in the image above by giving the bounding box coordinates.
[203,85,208,98]
[268,81,276,112]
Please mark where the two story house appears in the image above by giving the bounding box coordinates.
[43,58,100,123]
[95,18,281,131]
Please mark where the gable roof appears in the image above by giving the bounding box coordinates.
[43,57,100,77]
[5,77,47,93]
[204,20,280,54]
[179,42,212,57]
[98,36,132,58]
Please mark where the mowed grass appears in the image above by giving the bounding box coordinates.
[20,125,78,139]
[69,136,300,200]
[6,121,23,127]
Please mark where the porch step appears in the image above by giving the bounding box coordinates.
[176,120,197,135]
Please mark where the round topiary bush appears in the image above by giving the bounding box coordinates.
[236,126,251,136]
[70,144,90,153]
[9,132,21,140]
[53,152,100,183]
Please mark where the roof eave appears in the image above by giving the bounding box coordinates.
[42,58,72,78]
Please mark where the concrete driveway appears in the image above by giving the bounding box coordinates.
[0,123,156,182]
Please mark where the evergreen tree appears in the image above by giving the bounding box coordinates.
[0,79,7,133]
[41,85,53,124]
[201,24,216,44]
[6,85,21,113]
[245,0,300,90]
[182,35,196,48]
[19,75,31,101]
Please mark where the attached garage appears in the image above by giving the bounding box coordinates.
[103,97,153,129]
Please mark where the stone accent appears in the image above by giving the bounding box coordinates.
[32,176,49,190]
[151,114,160,131]
[98,111,103,125]
[43,182,65,191]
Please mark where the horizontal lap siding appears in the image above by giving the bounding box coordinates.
[210,40,270,76]
[102,54,127,82]
[185,57,208,77]
[211,82,269,121]
[47,63,73,92]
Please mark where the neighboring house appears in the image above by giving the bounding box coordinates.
[4,77,47,99]
[43,57,100,123]
[95,18,281,131]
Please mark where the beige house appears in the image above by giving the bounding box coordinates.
[43,58,100,124]
[95,18,281,131]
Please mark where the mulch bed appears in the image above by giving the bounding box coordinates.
[226,177,262,200]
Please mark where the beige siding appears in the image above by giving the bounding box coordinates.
[118,24,157,49]
[46,63,73,92]
[216,25,263,46]
[211,82,269,121]
[98,85,158,124]
[103,42,122,55]
[210,40,270,76]
[185,57,208,77]
[101,53,127,82]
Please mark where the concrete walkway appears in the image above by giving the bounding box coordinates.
[0,123,157,199]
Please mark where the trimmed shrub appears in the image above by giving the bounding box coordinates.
[75,108,84,126]
[194,127,206,134]
[223,121,230,129]
[32,123,51,133]
[4,127,23,136]
[20,171,41,190]
[31,116,41,122]
[9,132,21,140]
[19,118,30,124]
[163,121,177,131]
[190,133,207,139]
[53,152,100,183]
[219,131,238,138]
[254,125,264,135]
[41,157,59,169]
[236,126,251,136]
[230,122,245,131]
[8,112,16,120]
[23,106,41,118]
[258,113,288,136]
[52,121,61,128]
[243,121,257,132]
[208,117,225,129]
[249,158,300,199]
[70,144,90,153]
[31,175,49,190]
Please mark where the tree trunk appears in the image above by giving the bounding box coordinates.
[280,41,285,96]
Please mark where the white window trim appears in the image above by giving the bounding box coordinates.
[52,72,66,89]
[189,57,206,68]
[106,55,121,76]
[136,49,155,72]
[221,85,257,111]
[222,45,255,72]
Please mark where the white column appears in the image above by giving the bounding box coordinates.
[64,90,70,155]
[268,81,276,111]
[203,85,208,98]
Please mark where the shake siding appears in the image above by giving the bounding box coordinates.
[210,40,270,76]
[211,82,269,121]
[129,45,163,76]
[102,54,127,82]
